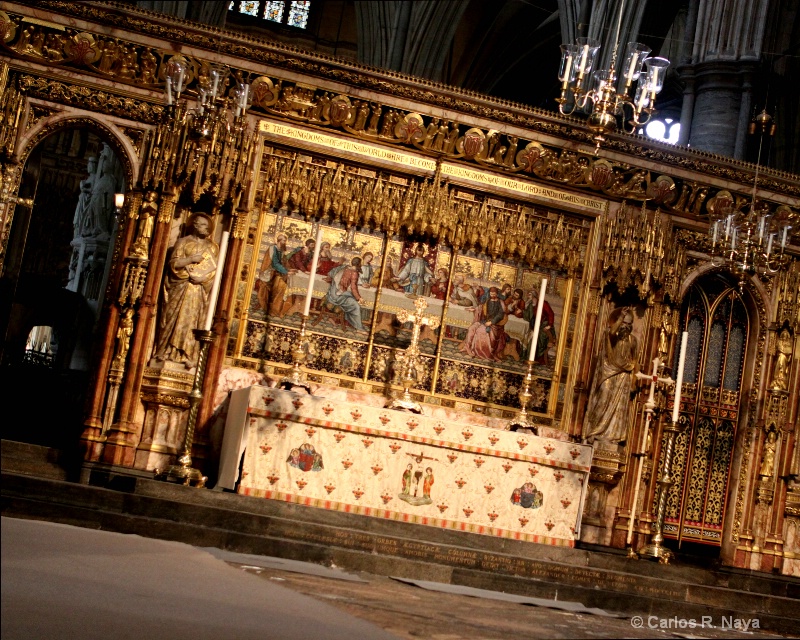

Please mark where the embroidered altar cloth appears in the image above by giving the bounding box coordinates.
[220,386,591,546]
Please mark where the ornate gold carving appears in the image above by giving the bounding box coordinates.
[139,391,190,409]
[258,149,586,269]
[600,202,672,301]
[16,74,163,124]
[25,103,59,131]
[110,308,134,370]
[120,126,146,155]
[4,4,797,209]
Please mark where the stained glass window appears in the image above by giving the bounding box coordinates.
[264,1,286,23]
[230,1,309,29]
[287,1,310,28]
[240,1,260,17]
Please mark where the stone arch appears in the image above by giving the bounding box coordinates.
[15,113,137,187]
[672,265,769,563]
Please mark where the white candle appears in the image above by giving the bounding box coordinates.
[302,225,324,317]
[767,233,775,256]
[781,226,789,250]
[204,231,229,331]
[725,214,732,240]
[528,278,548,362]
[712,221,718,246]
[176,68,185,96]
[672,330,689,424]
[627,52,639,80]
[562,55,573,86]
[578,44,589,74]
[758,216,765,242]
[165,78,173,105]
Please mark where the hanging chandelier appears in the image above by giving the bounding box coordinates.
[556,1,669,147]
[707,109,796,283]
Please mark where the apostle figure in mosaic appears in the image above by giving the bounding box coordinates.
[583,308,639,446]
[256,233,291,317]
[393,243,433,296]
[153,212,219,366]
[460,286,507,361]
[324,256,364,330]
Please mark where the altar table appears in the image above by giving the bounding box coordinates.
[219,386,591,546]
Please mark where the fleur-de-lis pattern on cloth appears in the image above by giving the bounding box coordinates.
[228,386,591,545]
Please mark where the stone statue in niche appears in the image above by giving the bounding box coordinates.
[82,143,120,239]
[73,155,97,236]
[583,307,640,446]
[130,191,158,259]
[770,328,793,391]
[153,212,219,367]
[759,429,778,478]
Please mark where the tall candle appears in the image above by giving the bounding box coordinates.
[578,44,589,74]
[562,55,573,86]
[767,233,775,256]
[712,221,718,246]
[781,226,789,250]
[302,225,324,317]
[627,52,639,80]
[528,278,548,362]
[204,230,230,331]
[672,330,689,424]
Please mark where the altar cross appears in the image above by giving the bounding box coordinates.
[628,356,674,549]
[391,297,440,413]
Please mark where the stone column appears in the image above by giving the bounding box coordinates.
[689,60,747,157]
[102,193,176,466]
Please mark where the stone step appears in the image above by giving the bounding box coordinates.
[0,440,72,481]
[1,470,798,635]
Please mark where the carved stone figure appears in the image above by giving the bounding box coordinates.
[112,308,134,369]
[73,155,97,236]
[583,308,639,445]
[759,429,777,478]
[770,328,793,391]
[130,191,157,258]
[153,212,219,366]
[658,311,672,359]
[82,144,119,238]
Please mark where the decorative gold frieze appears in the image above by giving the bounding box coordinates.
[16,74,163,124]
[139,391,190,409]
[4,4,798,211]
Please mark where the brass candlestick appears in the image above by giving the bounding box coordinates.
[280,314,312,393]
[508,361,536,431]
[637,414,685,563]
[155,328,215,488]
[390,297,439,413]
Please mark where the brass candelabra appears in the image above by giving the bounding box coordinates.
[637,414,686,563]
[154,328,215,488]
[508,361,536,432]
[280,315,312,393]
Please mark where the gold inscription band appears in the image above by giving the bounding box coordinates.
[440,163,606,213]
[259,120,437,172]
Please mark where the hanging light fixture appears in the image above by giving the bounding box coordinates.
[707,109,796,285]
[556,1,669,148]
